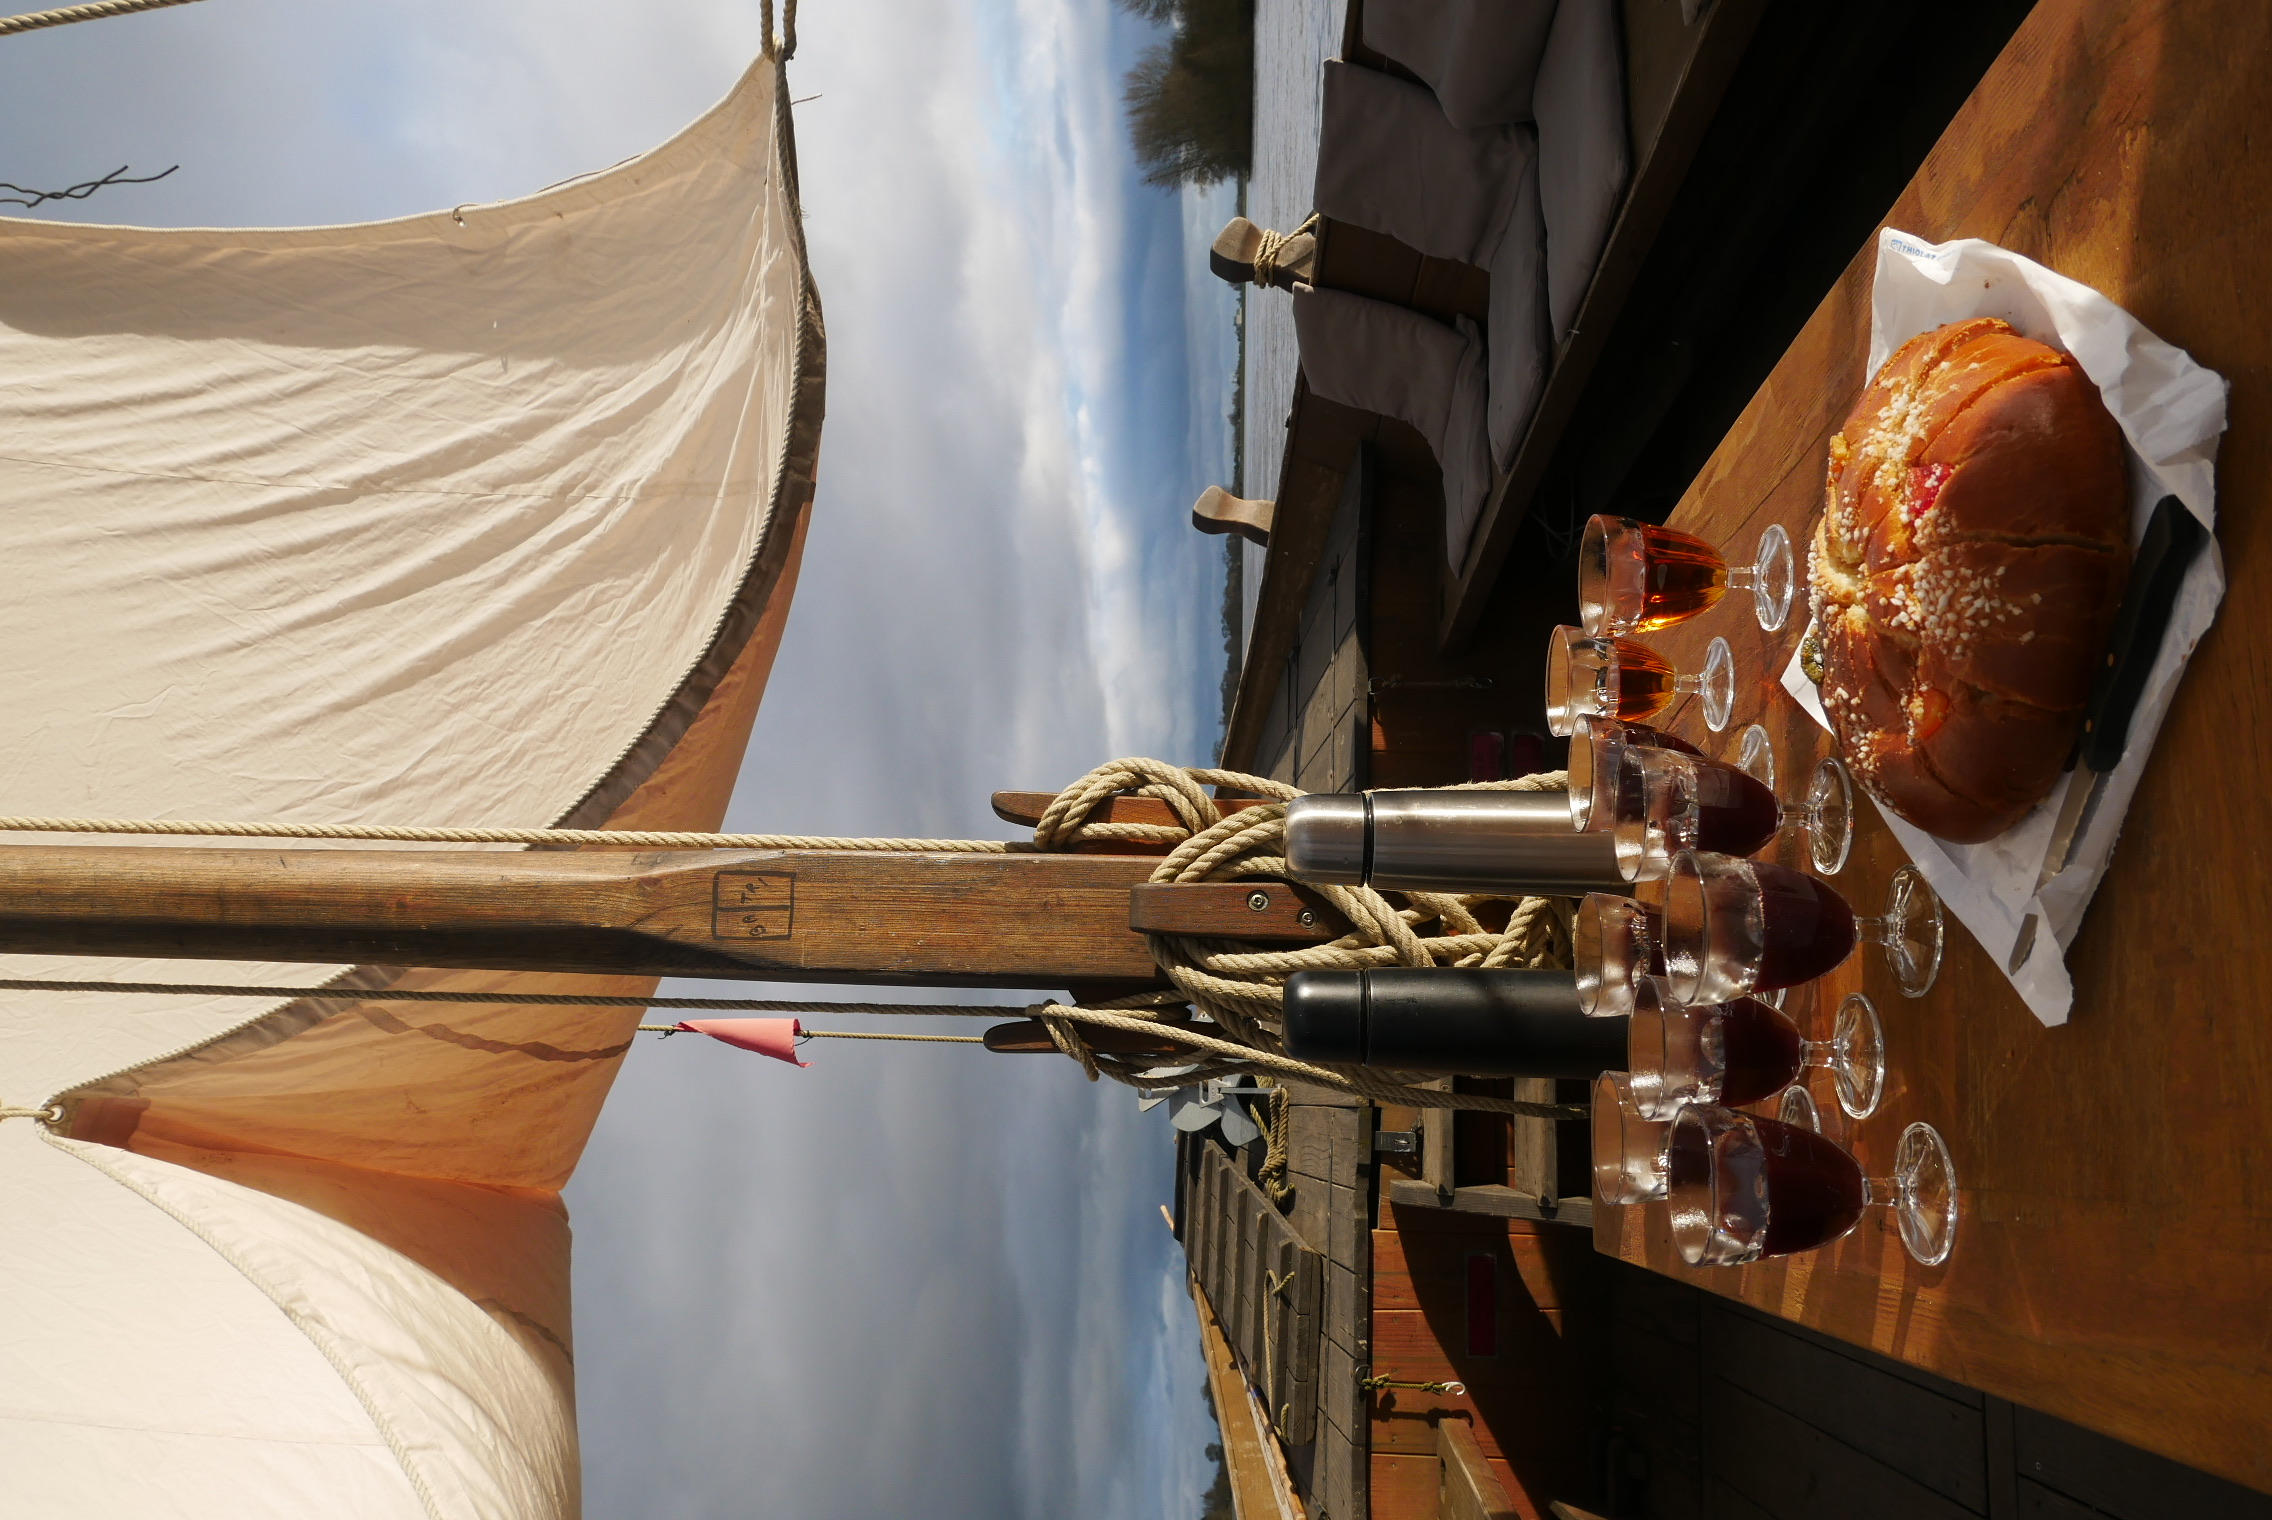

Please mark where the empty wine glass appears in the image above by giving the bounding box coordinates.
[1546,625,1736,737]
[1626,990,1884,1120]
[1776,1084,1821,1132]
[1591,1071,1671,1205]
[1578,516,1796,635]
[1566,716,1702,832]
[1606,747,1856,880]
[1666,1106,1958,1267]
[1736,724,1776,791]
[1574,892,1663,1017]
[1660,850,1944,1005]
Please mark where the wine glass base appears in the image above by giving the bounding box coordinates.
[1701,636,1736,733]
[1737,723,1776,792]
[1806,756,1854,876]
[1894,1122,1958,1266]
[1831,993,1884,1119]
[1884,865,1946,997]
[1776,1084,1821,1132]
[1751,522,1796,633]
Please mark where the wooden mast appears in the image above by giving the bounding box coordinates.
[0,844,1169,989]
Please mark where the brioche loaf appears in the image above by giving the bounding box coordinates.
[1810,318,2130,842]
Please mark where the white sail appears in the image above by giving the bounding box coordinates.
[0,48,820,1518]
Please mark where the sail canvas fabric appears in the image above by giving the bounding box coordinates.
[0,46,821,1519]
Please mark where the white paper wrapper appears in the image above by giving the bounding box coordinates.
[1780,230,2228,1027]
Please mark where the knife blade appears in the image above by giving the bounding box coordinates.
[2010,495,2206,972]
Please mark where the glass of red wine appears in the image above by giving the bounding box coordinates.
[1577,516,1797,635]
[1626,990,1885,1121]
[1591,1071,1671,1206]
[1546,625,1736,737]
[1665,1106,1958,1267]
[1661,850,1944,1004]
[1607,747,1856,880]
[1565,716,1702,832]
[1573,892,1663,1017]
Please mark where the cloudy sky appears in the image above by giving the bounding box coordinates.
[0,1,1241,1515]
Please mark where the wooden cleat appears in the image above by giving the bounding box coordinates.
[1191,485,1275,546]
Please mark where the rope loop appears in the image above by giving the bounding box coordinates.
[1024,761,1584,1121]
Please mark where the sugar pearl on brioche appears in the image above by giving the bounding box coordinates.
[1811,318,2130,843]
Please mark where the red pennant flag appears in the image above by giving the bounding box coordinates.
[674,1017,809,1066]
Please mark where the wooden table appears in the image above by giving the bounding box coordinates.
[1592,0,2272,1494]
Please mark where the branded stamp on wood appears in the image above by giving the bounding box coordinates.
[712,871,795,939]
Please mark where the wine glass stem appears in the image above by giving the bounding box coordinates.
[1674,672,1703,696]
[1859,1176,1904,1208]
[1727,566,1758,591]
[1854,914,1899,947]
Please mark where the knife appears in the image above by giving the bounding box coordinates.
[2009,495,2206,972]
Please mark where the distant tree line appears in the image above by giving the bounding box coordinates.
[1118,0,1254,187]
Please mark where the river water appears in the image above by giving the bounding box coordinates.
[1237,0,1345,646]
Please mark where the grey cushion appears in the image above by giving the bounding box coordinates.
[1536,0,1631,338]
[1362,0,1560,129]
[1292,286,1496,566]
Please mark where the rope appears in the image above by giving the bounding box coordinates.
[1256,1086,1295,1203]
[0,1104,61,1124]
[1250,212,1318,288]
[1019,760,1587,1120]
[0,979,1018,1016]
[0,815,1019,852]
[0,0,201,36]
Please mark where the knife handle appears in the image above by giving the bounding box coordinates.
[2081,496,2206,774]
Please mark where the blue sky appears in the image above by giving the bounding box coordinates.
[0,1,1242,1514]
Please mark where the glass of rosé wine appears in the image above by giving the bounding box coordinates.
[1590,1071,1672,1206]
[1579,515,1797,636]
[1547,625,1737,736]
[1573,892,1664,1018]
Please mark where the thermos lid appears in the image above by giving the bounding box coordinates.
[1283,794,1368,884]
[1281,967,1368,1064]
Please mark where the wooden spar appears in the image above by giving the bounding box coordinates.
[0,844,1170,989]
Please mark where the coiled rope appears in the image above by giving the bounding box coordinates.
[3,758,1584,1120]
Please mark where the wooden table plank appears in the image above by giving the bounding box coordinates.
[1595,0,2272,1494]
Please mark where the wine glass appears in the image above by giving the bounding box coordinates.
[1546,625,1736,737]
[1573,892,1663,1017]
[1776,1084,1821,1132]
[1578,516,1796,635]
[1565,716,1702,832]
[1665,1105,1958,1267]
[1605,747,1856,880]
[1591,1071,1671,1205]
[1736,724,1776,791]
[1660,850,1944,1004]
[1626,989,1885,1121]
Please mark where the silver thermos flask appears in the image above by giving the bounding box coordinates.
[1282,789,1624,896]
